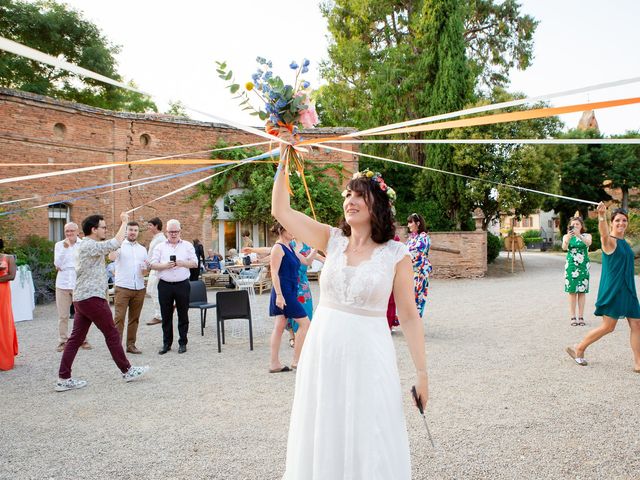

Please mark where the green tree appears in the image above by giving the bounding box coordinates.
[318,0,536,127]
[416,0,473,227]
[451,89,563,229]
[317,0,538,229]
[543,128,611,231]
[0,0,157,112]
[602,131,640,211]
[194,140,345,225]
[165,100,190,118]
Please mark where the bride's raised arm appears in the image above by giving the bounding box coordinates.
[271,140,331,252]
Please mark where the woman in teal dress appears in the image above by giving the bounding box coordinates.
[567,203,640,371]
[562,217,592,326]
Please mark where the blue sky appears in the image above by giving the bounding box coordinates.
[56,0,640,135]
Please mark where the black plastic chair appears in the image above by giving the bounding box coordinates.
[188,280,216,336]
[215,290,253,353]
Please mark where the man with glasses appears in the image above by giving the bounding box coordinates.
[54,222,91,352]
[55,213,149,392]
[149,219,197,355]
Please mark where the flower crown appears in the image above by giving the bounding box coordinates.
[342,169,397,203]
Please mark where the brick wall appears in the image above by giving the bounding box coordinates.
[0,88,357,247]
[428,231,487,278]
[397,228,487,278]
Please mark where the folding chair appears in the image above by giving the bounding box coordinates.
[188,280,216,336]
[215,290,253,353]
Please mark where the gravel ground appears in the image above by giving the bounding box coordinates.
[1,252,639,480]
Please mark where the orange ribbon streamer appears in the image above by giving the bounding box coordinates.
[296,96,640,145]
[375,97,640,135]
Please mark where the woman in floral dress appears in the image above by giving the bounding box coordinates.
[286,241,319,347]
[406,213,432,318]
[562,216,592,326]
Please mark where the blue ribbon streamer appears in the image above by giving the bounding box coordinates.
[0,149,278,217]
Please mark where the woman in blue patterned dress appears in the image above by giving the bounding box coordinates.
[561,216,592,326]
[286,241,320,347]
[406,213,432,318]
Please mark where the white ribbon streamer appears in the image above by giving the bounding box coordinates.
[3,169,191,215]
[349,76,640,137]
[128,162,247,213]
[312,143,599,206]
[0,36,287,145]
[0,171,175,206]
[324,138,640,145]
[0,143,270,186]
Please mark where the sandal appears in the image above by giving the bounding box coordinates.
[269,366,291,373]
[578,317,586,326]
[565,346,588,366]
[570,317,578,326]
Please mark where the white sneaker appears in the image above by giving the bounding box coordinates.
[123,365,150,383]
[55,378,88,392]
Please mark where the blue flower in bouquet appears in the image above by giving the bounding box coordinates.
[218,56,318,131]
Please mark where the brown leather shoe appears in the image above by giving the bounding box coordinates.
[56,342,66,352]
[80,342,93,350]
[126,345,142,354]
[146,318,162,326]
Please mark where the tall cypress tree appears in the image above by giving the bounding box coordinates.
[318,0,537,229]
[417,0,472,227]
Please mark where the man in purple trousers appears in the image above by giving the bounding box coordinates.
[55,212,149,392]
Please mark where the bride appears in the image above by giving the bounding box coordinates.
[272,141,429,479]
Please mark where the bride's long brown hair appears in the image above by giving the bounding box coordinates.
[339,176,395,244]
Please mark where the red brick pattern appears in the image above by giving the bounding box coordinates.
[0,88,358,245]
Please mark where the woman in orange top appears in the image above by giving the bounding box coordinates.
[0,252,18,371]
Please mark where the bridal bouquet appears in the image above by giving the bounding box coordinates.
[216,56,319,136]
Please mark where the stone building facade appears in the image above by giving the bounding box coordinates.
[0,87,357,253]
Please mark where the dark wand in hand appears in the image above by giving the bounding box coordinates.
[411,385,435,447]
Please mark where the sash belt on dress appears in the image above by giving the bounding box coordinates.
[318,300,386,318]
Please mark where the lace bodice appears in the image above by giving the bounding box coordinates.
[319,227,410,314]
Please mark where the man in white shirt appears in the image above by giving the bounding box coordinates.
[108,221,148,354]
[149,219,197,355]
[54,222,91,352]
[145,217,166,325]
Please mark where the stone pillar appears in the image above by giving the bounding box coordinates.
[472,208,485,232]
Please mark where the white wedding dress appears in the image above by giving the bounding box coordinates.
[283,227,412,480]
